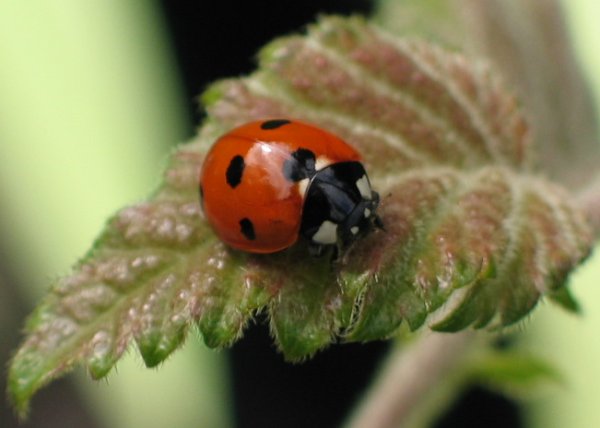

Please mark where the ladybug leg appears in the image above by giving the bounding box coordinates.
[374,214,385,231]
[308,242,326,257]
[332,242,343,263]
[308,242,340,261]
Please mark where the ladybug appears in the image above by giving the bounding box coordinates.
[199,119,382,256]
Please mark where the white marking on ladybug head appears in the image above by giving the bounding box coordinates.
[297,178,310,198]
[350,226,360,235]
[315,156,333,171]
[356,175,372,200]
[312,220,338,245]
[364,208,371,218]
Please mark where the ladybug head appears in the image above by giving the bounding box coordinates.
[300,161,381,256]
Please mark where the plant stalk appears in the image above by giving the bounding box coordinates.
[346,331,476,428]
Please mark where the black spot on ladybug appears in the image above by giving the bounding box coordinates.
[199,184,204,207]
[282,148,316,182]
[239,218,256,240]
[226,155,245,188]
[260,119,291,130]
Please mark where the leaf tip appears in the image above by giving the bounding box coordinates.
[256,37,293,67]
[200,82,226,108]
[7,360,36,421]
[137,332,186,368]
[86,356,117,380]
[547,286,581,314]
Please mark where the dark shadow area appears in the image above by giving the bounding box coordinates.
[229,319,389,428]
[160,0,373,123]
[435,386,523,428]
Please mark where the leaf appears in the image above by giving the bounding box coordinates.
[8,16,593,415]
[467,350,563,396]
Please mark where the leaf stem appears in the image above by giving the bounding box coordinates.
[345,331,476,428]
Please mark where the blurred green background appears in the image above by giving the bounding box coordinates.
[524,2,600,427]
[0,2,230,427]
[0,1,598,427]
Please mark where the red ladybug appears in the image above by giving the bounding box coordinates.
[199,119,381,255]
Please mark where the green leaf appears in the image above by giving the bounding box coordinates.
[546,286,581,313]
[8,16,593,415]
[467,350,563,396]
